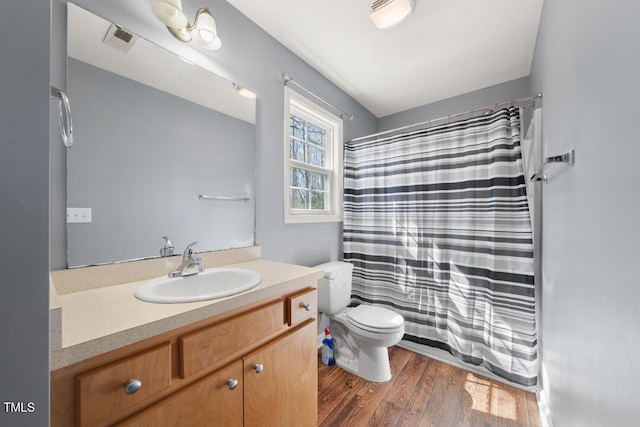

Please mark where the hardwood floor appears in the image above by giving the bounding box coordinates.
[318,346,541,427]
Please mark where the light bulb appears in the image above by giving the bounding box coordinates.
[198,29,214,42]
[191,9,222,50]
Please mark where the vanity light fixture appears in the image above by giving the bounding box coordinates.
[233,84,256,100]
[370,0,415,30]
[152,0,222,50]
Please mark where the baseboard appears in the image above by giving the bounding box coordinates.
[536,386,553,427]
[535,361,553,427]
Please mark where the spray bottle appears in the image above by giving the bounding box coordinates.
[321,328,335,366]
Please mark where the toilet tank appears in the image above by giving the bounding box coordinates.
[314,261,354,315]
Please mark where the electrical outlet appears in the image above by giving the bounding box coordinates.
[67,207,92,223]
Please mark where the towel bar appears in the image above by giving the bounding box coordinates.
[530,149,575,183]
[198,194,250,202]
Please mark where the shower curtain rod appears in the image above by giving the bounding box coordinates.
[346,92,542,143]
[282,72,354,120]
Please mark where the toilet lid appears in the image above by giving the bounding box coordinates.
[346,305,404,332]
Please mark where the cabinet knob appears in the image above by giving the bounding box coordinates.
[227,379,239,390]
[302,303,312,311]
[125,379,142,395]
[253,363,264,374]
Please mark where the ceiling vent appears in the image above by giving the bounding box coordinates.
[370,0,415,30]
[102,23,138,53]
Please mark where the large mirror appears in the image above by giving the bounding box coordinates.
[66,4,256,267]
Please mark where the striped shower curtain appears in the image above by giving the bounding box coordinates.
[343,108,537,387]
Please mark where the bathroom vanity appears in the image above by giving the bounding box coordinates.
[51,6,319,425]
[50,247,321,426]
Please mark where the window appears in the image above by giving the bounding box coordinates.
[284,86,343,223]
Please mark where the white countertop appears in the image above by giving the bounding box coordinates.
[50,258,323,370]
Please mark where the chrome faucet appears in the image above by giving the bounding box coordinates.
[168,241,204,278]
[159,236,175,257]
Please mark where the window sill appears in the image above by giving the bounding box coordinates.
[284,212,343,224]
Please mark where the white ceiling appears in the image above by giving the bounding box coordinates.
[227,0,544,118]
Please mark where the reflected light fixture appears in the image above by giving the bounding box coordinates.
[152,0,222,50]
[370,0,415,30]
[233,83,256,99]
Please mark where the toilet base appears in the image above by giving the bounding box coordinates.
[336,345,392,383]
[329,316,398,383]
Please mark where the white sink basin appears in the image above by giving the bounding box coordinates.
[135,268,262,303]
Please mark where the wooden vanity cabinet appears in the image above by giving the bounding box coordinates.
[75,342,172,426]
[115,360,244,427]
[51,288,318,427]
[118,321,317,427]
[286,287,317,326]
[179,300,285,378]
[243,321,317,426]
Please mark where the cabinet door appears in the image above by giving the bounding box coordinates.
[243,320,317,427]
[116,360,243,427]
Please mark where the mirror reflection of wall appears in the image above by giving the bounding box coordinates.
[66,4,256,267]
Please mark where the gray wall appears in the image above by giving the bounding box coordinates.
[67,59,255,266]
[378,77,531,132]
[51,0,378,269]
[530,1,640,426]
[0,1,51,425]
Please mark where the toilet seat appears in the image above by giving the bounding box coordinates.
[346,305,404,334]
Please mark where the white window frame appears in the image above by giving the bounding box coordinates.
[284,86,343,224]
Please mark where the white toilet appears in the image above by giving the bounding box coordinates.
[315,261,405,382]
